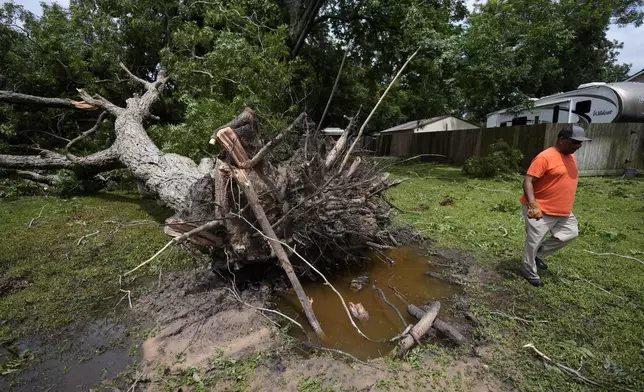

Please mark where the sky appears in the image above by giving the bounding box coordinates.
[5,0,644,76]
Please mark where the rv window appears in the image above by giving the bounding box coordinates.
[575,100,591,113]
[553,106,560,123]
[512,117,528,126]
[534,116,540,124]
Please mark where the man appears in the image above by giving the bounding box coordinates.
[520,125,591,287]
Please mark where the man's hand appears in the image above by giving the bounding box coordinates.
[527,202,544,220]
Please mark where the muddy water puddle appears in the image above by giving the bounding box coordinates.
[276,247,463,360]
[0,319,138,391]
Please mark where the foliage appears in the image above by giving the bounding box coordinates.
[388,164,644,391]
[462,140,524,177]
[0,0,643,172]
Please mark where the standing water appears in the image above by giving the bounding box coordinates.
[275,247,462,360]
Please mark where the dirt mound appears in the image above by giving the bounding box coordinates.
[135,267,274,373]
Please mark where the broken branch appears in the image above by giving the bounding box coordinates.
[76,230,100,246]
[396,301,440,357]
[230,168,324,337]
[583,250,643,266]
[27,204,47,228]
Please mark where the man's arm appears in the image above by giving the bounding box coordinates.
[524,175,543,220]
[523,175,537,203]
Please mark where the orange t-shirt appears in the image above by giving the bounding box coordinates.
[520,147,578,216]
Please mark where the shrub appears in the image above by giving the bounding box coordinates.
[463,140,523,177]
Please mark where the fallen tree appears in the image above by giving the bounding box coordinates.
[0,60,412,335]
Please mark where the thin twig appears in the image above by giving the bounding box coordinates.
[570,273,626,300]
[123,240,174,276]
[303,342,384,371]
[488,311,548,325]
[126,367,144,392]
[224,287,305,331]
[524,344,638,391]
[27,204,47,228]
[388,286,409,304]
[76,230,100,246]
[119,289,133,309]
[339,48,420,173]
[66,111,108,150]
[158,265,163,289]
[316,42,351,133]
[373,281,408,330]
[584,250,643,266]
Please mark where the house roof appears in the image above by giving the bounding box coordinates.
[626,68,644,82]
[380,115,480,133]
[321,127,345,136]
[380,116,450,133]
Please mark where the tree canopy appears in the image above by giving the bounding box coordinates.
[1,0,641,160]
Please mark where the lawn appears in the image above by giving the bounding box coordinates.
[387,163,644,391]
[0,191,196,343]
[0,165,642,391]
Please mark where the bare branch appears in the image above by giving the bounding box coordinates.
[27,205,47,228]
[316,42,351,133]
[66,111,108,150]
[2,169,60,185]
[246,112,307,168]
[119,62,151,87]
[76,89,124,116]
[0,90,96,110]
[232,212,382,342]
[373,281,408,330]
[522,344,640,391]
[123,240,175,276]
[570,272,626,301]
[0,148,123,174]
[191,69,214,79]
[339,48,420,172]
[325,107,361,169]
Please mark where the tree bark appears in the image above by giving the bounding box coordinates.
[408,304,465,345]
[0,149,123,174]
[396,301,441,357]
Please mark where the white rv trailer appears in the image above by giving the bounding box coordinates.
[486,82,644,127]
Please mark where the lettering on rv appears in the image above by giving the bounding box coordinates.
[592,109,613,116]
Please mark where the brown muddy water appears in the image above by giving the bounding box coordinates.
[276,247,462,360]
[0,318,138,391]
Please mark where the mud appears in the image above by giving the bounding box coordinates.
[135,267,274,372]
[1,319,138,391]
[1,243,504,391]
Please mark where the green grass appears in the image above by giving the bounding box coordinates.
[0,191,195,342]
[387,163,644,391]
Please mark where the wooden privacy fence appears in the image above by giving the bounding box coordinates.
[375,123,644,176]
